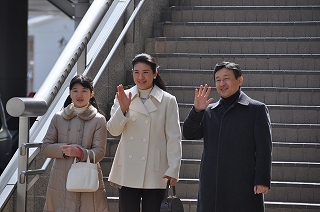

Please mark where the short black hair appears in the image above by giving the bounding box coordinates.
[213,61,242,79]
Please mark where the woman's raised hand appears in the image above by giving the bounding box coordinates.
[116,84,132,115]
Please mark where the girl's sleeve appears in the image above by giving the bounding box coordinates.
[85,115,107,163]
[41,114,68,158]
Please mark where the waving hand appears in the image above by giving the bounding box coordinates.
[194,84,214,112]
[116,84,132,115]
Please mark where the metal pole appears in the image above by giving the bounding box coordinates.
[16,117,30,212]
[75,0,90,74]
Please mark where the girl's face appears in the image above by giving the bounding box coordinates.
[133,62,157,90]
[69,83,94,108]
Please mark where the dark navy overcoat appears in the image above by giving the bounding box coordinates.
[183,91,272,212]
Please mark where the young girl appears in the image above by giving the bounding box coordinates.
[107,53,182,212]
[41,75,109,212]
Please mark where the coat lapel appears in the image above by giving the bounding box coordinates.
[128,85,164,116]
[144,99,157,113]
[129,87,149,116]
[130,97,150,116]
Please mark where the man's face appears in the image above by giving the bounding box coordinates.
[215,68,243,98]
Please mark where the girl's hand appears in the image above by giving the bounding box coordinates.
[116,84,132,114]
[60,145,78,157]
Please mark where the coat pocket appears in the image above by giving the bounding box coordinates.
[154,148,160,171]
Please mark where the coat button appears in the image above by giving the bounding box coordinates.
[129,155,133,159]
[143,138,147,143]
[130,136,134,140]
[141,157,146,161]
[132,118,136,121]
[144,120,149,124]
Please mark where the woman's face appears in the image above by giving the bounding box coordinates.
[69,83,93,108]
[133,62,157,90]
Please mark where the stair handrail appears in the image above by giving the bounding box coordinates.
[6,0,111,118]
[18,143,51,186]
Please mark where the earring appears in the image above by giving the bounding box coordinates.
[154,76,156,79]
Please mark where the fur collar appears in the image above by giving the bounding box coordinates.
[62,103,97,121]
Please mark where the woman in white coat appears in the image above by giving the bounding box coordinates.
[107,53,182,212]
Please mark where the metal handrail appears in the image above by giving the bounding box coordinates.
[88,0,146,86]
[6,0,111,117]
[19,143,51,185]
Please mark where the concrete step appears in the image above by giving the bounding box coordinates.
[272,142,320,162]
[160,21,320,37]
[106,196,198,212]
[271,123,320,143]
[265,201,320,212]
[179,104,320,124]
[178,159,320,182]
[106,138,204,158]
[103,178,320,203]
[106,196,320,212]
[153,53,320,70]
[267,181,320,203]
[164,6,320,22]
[154,69,320,88]
[166,86,320,106]
[105,138,320,162]
[181,140,320,163]
[100,158,320,183]
[170,0,320,7]
[148,37,320,54]
[272,161,320,182]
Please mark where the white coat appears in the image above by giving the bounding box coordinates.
[107,85,182,189]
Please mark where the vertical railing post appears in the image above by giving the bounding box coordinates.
[16,117,30,212]
[75,0,90,74]
[124,0,134,43]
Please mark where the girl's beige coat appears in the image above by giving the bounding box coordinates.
[41,104,109,212]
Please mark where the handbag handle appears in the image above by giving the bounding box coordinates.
[86,149,96,164]
[73,149,96,164]
[165,180,177,197]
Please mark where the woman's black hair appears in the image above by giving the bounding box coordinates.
[131,53,167,91]
[64,75,104,115]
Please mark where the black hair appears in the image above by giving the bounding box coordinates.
[64,75,104,115]
[131,53,167,91]
[213,61,242,79]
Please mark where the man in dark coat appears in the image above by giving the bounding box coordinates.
[183,61,272,212]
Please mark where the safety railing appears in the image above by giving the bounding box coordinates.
[0,0,146,211]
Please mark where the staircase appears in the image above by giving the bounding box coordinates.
[102,0,320,211]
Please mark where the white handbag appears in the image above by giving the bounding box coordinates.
[66,149,99,192]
